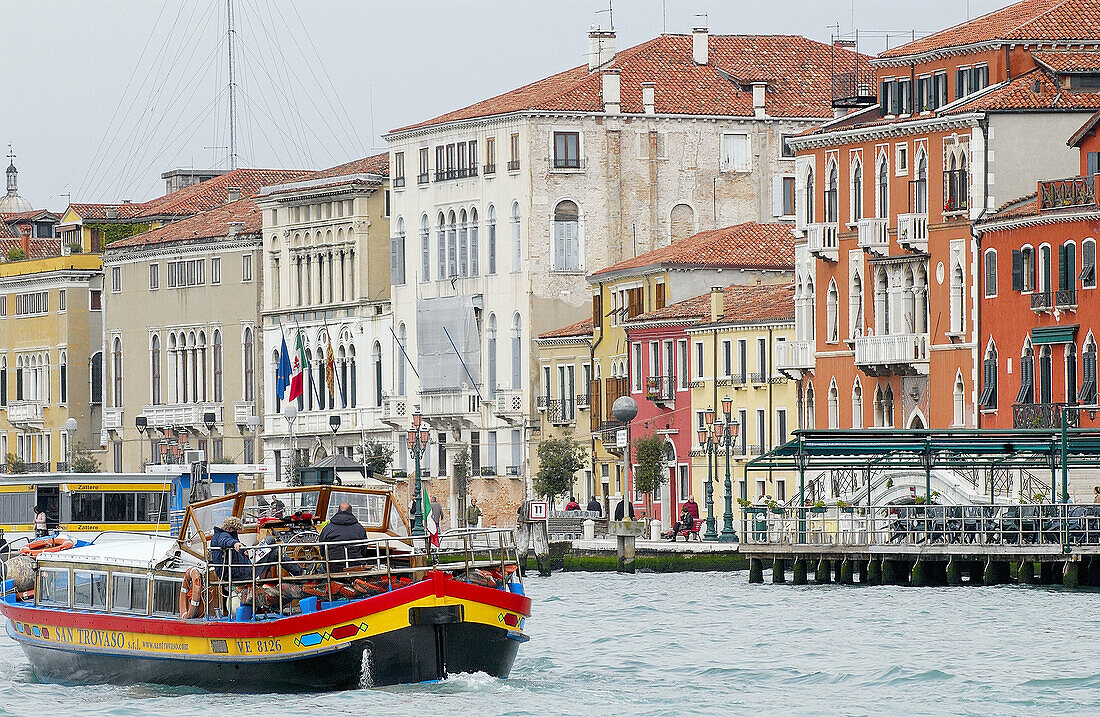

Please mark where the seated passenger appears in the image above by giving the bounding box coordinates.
[210,516,253,584]
[178,566,206,619]
[318,503,367,572]
[252,522,303,580]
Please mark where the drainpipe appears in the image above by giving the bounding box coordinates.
[970,117,990,430]
[591,281,605,514]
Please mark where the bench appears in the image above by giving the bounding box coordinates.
[666,518,703,542]
[547,511,608,541]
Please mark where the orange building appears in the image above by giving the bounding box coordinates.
[781,0,1100,432]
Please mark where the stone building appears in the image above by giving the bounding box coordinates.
[385,27,861,527]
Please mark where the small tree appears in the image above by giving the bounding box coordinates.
[632,433,667,520]
[71,442,101,473]
[360,438,394,477]
[6,247,26,262]
[5,453,26,474]
[534,436,587,501]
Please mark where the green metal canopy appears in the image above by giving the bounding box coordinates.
[1031,325,1078,345]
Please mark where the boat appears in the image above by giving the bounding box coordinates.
[0,486,530,690]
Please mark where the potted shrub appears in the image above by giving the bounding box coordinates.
[766,498,784,514]
[837,499,854,513]
[810,500,828,514]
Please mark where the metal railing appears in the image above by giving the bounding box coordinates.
[1056,288,1077,308]
[645,376,674,401]
[507,160,521,171]
[1031,291,1052,312]
[1039,175,1097,210]
[1012,402,1080,429]
[205,529,522,619]
[545,398,576,425]
[741,503,1100,547]
[417,172,430,185]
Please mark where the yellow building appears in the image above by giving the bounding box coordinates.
[585,223,794,510]
[684,285,798,528]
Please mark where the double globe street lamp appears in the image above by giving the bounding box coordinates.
[406,410,432,537]
[696,398,740,542]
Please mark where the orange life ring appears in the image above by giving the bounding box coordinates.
[16,589,34,602]
[178,567,205,619]
[20,537,75,558]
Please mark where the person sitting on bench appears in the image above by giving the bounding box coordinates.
[667,508,695,541]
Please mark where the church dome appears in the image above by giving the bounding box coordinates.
[1,162,32,213]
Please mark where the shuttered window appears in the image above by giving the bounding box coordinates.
[1017,353,1034,404]
[979,354,997,409]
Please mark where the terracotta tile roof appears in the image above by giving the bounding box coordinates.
[66,203,124,220]
[392,34,867,132]
[1033,49,1100,73]
[0,209,58,223]
[0,223,18,239]
[878,0,1100,60]
[592,222,794,278]
[627,282,795,325]
[108,198,261,250]
[537,317,593,340]
[308,152,389,180]
[948,67,1100,113]
[0,239,61,261]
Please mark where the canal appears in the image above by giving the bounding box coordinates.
[0,572,1097,715]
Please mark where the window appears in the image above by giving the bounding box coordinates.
[112,337,123,407]
[825,280,839,343]
[756,408,766,451]
[1014,247,1035,292]
[394,151,405,187]
[384,189,391,218]
[487,205,497,274]
[677,340,688,390]
[738,339,748,383]
[721,340,732,377]
[984,249,998,297]
[511,429,522,473]
[391,216,406,285]
[950,263,964,334]
[149,263,159,290]
[511,314,522,389]
[458,209,468,277]
[694,341,704,379]
[90,351,102,404]
[418,147,429,184]
[1067,343,1078,406]
[824,161,838,223]
[778,177,795,217]
[780,134,796,158]
[553,132,581,169]
[15,291,48,316]
[804,168,815,225]
[912,151,928,213]
[0,296,5,316]
[720,133,750,172]
[511,201,522,271]
[166,259,205,288]
[73,570,108,610]
[850,158,863,222]
[1080,239,1096,289]
[776,408,788,446]
[895,144,908,176]
[1018,345,1035,404]
[38,568,70,607]
[1060,242,1077,292]
[1039,345,1053,405]
[631,343,642,392]
[150,335,161,405]
[469,207,479,276]
[242,254,253,282]
[509,133,520,170]
[485,137,496,173]
[827,381,839,428]
[111,574,149,614]
[852,380,863,429]
[898,78,912,114]
[757,337,767,380]
[552,200,581,272]
[152,578,182,617]
[243,327,254,402]
[933,71,948,109]
[1083,338,1097,404]
[212,330,223,402]
[446,210,457,278]
[805,384,815,429]
[111,267,121,293]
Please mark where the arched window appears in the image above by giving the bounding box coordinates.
[396,322,407,395]
[446,210,458,278]
[1039,345,1052,405]
[243,328,255,403]
[979,342,998,409]
[849,272,863,338]
[316,343,327,410]
[913,150,928,214]
[852,379,863,429]
[874,385,884,427]
[950,262,964,334]
[1082,239,1097,289]
[1066,342,1078,406]
[1038,244,1052,295]
[419,214,430,283]
[487,205,497,274]
[305,349,314,411]
[1059,241,1077,294]
[372,341,383,408]
[212,330,223,402]
[112,337,123,408]
[511,313,522,390]
[150,335,161,405]
[338,346,347,407]
[90,352,103,405]
[197,331,207,402]
[511,201,522,271]
[1020,245,1035,292]
[805,383,815,429]
[827,380,839,428]
[825,280,839,343]
[874,267,890,335]
[669,203,694,245]
[469,207,480,276]
[984,249,998,297]
[187,331,198,405]
[850,157,863,222]
[552,200,581,272]
[876,155,888,219]
[1018,342,1035,405]
[804,169,815,225]
[883,384,895,427]
[825,161,839,223]
[487,314,498,399]
[391,215,406,285]
[348,345,357,408]
[436,211,446,280]
[953,372,965,427]
[458,209,469,278]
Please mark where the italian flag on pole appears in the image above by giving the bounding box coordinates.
[423,490,439,547]
[288,330,306,402]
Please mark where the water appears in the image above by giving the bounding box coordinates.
[0,572,1098,715]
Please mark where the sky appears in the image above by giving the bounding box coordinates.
[1,0,1010,210]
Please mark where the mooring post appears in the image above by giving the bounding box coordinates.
[792,558,807,585]
[838,558,853,584]
[772,558,786,584]
[1063,560,1080,589]
[749,557,764,583]
[815,557,831,584]
[1017,560,1034,584]
[910,559,927,587]
[866,558,881,585]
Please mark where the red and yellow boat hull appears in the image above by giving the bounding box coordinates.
[1,571,531,690]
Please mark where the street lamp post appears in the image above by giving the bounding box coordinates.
[1061,403,1099,503]
[135,415,148,470]
[700,405,718,540]
[406,410,432,537]
[611,396,639,519]
[246,415,261,489]
[719,395,739,543]
[64,417,78,474]
[284,404,298,485]
[203,411,217,461]
[328,415,341,465]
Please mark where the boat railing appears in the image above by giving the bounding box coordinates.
[204,528,522,620]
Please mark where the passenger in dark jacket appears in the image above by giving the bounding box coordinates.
[586,497,601,515]
[318,503,368,571]
[210,517,253,583]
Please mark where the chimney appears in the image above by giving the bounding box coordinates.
[588,27,616,71]
[228,221,245,237]
[226,186,242,203]
[710,286,723,322]
[641,82,656,115]
[752,83,767,118]
[20,225,30,258]
[602,69,621,114]
[692,27,709,65]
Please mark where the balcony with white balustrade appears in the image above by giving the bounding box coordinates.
[7,401,44,427]
[806,223,839,262]
[854,333,929,375]
[102,407,123,431]
[140,402,223,430]
[856,217,889,255]
[897,214,928,252]
[776,341,815,377]
[381,394,408,426]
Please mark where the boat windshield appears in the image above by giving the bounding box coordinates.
[239,489,322,523]
[323,490,388,531]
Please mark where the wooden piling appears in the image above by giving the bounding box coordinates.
[749,557,764,583]
[791,559,807,585]
[1063,560,1080,589]
[815,557,831,584]
[866,558,881,585]
[772,558,786,584]
[838,558,853,585]
[945,558,962,585]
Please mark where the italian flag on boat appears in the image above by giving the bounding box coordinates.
[423,489,439,547]
[288,330,306,402]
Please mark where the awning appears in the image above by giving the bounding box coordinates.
[1031,325,1078,345]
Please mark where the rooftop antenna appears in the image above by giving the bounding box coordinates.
[661,0,666,34]
[596,0,614,30]
[695,11,709,28]
[204,145,228,168]
[227,0,238,171]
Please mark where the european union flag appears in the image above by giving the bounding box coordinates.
[276,334,292,400]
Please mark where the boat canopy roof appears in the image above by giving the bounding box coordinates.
[38,536,188,570]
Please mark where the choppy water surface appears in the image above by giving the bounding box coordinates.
[0,572,1098,716]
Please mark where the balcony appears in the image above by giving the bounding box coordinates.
[1031,291,1053,313]
[507,159,520,171]
[101,407,123,431]
[750,372,767,385]
[897,213,928,252]
[421,390,480,419]
[484,163,496,175]
[645,376,674,404]
[417,172,430,185]
[854,333,929,375]
[382,394,408,426]
[7,401,44,427]
[856,217,889,255]
[1013,403,1080,429]
[776,340,815,374]
[748,444,765,456]
[494,389,525,419]
[233,401,255,425]
[576,392,591,410]
[545,399,576,426]
[140,403,223,430]
[393,176,405,189]
[1056,288,1077,310]
[806,223,839,262]
[1039,175,1097,211]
